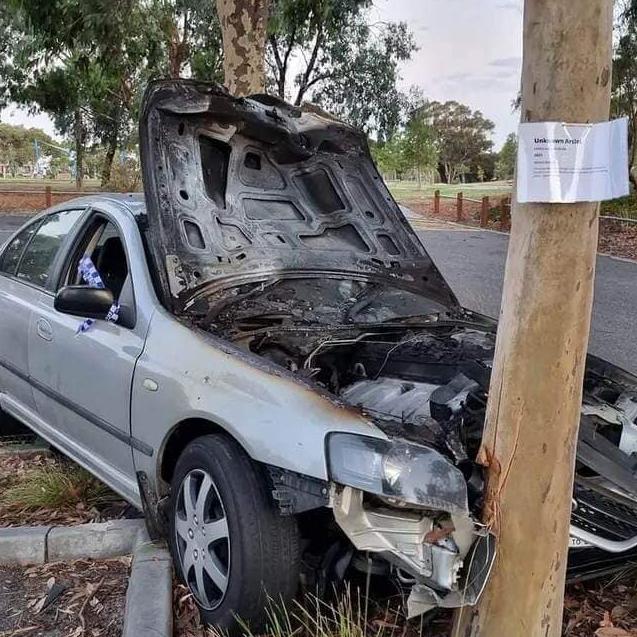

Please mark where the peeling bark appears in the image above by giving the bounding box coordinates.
[216,0,269,96]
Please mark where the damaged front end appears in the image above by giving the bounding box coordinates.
[251,320,499,614]
[328,433,495,616]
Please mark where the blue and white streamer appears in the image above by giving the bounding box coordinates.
[76,255,120,333]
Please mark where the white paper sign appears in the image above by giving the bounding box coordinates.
[516,118,629,203]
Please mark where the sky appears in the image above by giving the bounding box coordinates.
[0,0,524,150]
[373,0,523,148]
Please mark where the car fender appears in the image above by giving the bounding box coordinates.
[130,309,387,493]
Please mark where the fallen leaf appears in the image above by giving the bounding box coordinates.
[595,629,634,637]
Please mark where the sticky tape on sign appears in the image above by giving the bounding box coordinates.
[516,118,629,203]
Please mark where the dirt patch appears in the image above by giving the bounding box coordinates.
[402,197,510,231]
[0,450,131,527]
[0,557,130,637]
[598,219,637,261]
[564,574,637,636]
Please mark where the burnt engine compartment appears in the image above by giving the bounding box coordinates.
[231,321,497,513]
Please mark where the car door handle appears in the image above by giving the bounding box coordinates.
[36,318,53,341]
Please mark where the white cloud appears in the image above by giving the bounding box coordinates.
[372,0,523,148]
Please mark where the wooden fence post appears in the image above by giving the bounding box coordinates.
[45,185,52,208]
[499,196,511,230]
[434,189,440,215]
[480,196,490,227]
[456,191,463,221]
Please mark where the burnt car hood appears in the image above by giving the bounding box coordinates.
[139,80,458,312]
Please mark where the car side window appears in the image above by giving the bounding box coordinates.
[65,219,130,298]
[0,220,41,276]
[15,209,84,289]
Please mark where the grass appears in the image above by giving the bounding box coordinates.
[178,584,444,637]
[387,180,513,201]
[600,194,637,219]
[389,180,637,220]
[0,461,118,511]
[0,177,101,192]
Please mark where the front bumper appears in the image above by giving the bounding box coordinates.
[331,486,496,617]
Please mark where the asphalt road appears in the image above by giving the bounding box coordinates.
[0,215,29,246]
[416,228,637,376]
[1,215,635,375]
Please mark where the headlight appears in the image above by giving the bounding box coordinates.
[326,433,469,514]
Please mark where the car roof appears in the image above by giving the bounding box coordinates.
[54,192,147,217]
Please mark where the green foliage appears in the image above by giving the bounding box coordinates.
[371,120,438,186]
[495,132,517,180]
[0,123,68,175]
[0,0,223,186]
[370,135,410,178]
[403,117,438,176]
[410,100,495,184]
[104,156,142,192]
[613,1,637,185]
[268,0,416,138]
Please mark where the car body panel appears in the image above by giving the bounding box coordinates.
[0,275,40,413]
[130,306,388,487]
[138,80,458,312]
[27,286,142,498]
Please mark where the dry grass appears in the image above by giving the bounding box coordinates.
[0,451,128,526]
[0,462,117,511]
[174,583,450,637]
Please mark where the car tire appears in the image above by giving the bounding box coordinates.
[168,433,300,634]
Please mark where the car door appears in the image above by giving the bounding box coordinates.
[27,210,146,504]
[0,210,86,421]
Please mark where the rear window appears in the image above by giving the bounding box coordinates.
[0,221,41,276]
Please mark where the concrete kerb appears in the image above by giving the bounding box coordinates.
[122,529,173,637]
[0,518,146,564]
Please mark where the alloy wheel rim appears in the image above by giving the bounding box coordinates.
[175,468,230,610]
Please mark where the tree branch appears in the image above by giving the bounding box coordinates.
[268,34,286,97]
[294,16,324,105]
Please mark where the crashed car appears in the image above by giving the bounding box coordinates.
[1,79,637,630]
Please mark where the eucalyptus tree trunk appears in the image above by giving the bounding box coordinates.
[453,2,613,636]
[216,0,269,96]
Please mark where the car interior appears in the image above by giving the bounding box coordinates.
[63,217,136,328]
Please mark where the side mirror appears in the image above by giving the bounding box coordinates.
[54,285,114,320]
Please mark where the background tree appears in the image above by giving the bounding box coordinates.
[267,0,416,138]
[1,0,156,187]
[410,100,495,184]
[495,132,517,180]
[0,123,67,176]
[402,116,438,186]
[370,135,410,180]
[613,0,637,187]
[155,0,223,80]
[0,0,224,187]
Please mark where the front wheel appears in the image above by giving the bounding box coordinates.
[168,434,300,633]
